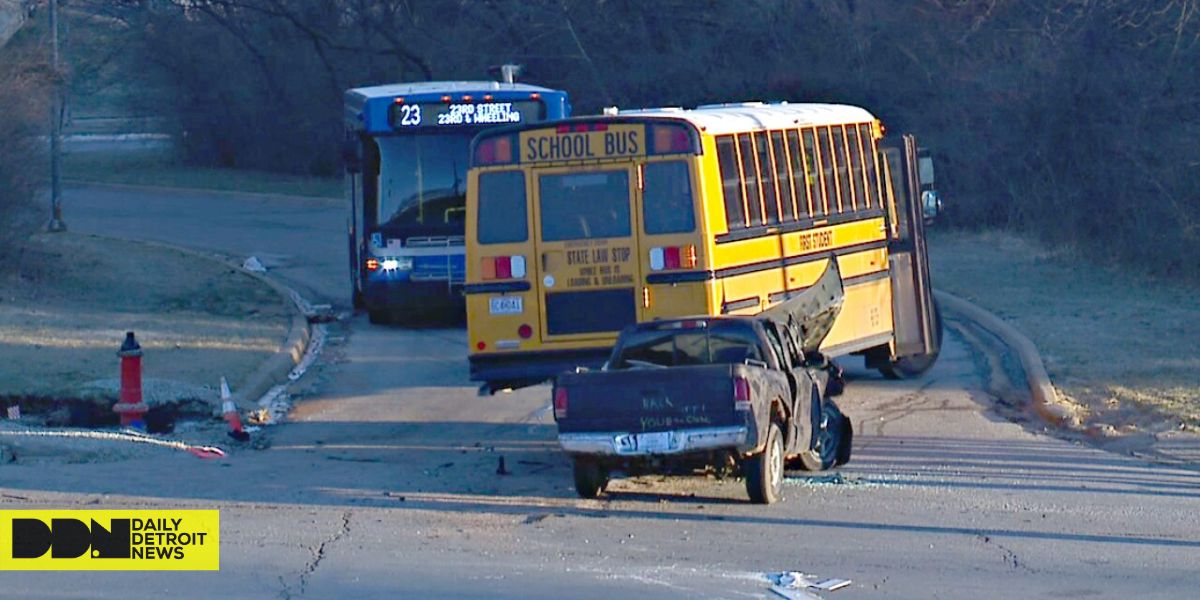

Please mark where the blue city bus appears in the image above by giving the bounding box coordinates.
[343,80,571,323]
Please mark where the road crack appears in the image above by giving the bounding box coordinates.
[278,511,352,599]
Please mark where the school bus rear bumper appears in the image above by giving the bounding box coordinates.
[468,347,612,386]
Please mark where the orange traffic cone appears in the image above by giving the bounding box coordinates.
[221,377,249,442]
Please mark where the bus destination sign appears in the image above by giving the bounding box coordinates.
[390,100,542,129]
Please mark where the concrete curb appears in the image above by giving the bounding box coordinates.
[934,290,1069,426]
[65,181,341,206]
[85,234,311,411]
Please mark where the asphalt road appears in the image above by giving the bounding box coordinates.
[1,185,1196,599]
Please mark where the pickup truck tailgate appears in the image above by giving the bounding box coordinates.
[555,364,739,434]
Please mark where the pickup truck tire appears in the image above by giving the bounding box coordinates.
[572,458,609,499]
[799,399,849,471]
[835,410,854,467]
[745,422,784,504]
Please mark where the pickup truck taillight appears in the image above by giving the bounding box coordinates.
[733,376,752,411]
[553,387,569,419]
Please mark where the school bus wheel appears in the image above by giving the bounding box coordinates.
[879,302,944,380]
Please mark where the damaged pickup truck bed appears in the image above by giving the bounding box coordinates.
[552,262,852,504]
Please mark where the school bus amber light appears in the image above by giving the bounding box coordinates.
[648,245,697,270]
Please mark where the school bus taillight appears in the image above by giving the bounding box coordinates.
[649,245,697,271]
[475,135,515,165]
[480,255,526,280]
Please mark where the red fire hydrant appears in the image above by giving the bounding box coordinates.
[112,332,148,430]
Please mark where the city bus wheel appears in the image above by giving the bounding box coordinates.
[572,458,609,499]
[745,421,784,504]
[879,302,944,380]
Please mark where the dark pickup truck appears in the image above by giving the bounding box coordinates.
[552,262,852,504]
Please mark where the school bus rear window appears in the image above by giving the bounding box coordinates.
[477,170,527,244]
[643,161,696,235]
[538,171,631,241]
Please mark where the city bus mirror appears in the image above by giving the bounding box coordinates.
[342,139,362,174]
[921,190,943,222]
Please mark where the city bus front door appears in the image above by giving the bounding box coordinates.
[878,134,941,378]
[531,165,645,347]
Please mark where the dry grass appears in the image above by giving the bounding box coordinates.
[0,233,290,401]
[62,151,343,199]
[929,229,1200,433]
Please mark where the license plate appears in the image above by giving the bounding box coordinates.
[616,431,675,455]
[489,296,523,315]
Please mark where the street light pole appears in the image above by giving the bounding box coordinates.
[47,0,66,232]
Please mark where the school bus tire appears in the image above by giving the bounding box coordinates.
[879,301,944,380]
[572,457,609,499]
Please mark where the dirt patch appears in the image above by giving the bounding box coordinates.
[929,230,1200,457]
[0,232,290,413]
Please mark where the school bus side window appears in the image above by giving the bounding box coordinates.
[643,160,696,235]
[807,128,830,216]
[755,133,780,225]
[832,126,854,212]
[788,129,814,218]
[859,123,881,209]
[737,133,764,226]
[477,170,527,244]
[846,125,867,211]
[716,136,746,230]
[771,131,795,222]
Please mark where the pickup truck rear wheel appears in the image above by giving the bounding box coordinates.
[572,458,609,499]
[745,422,784,504]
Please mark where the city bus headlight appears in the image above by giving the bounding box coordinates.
[381,257,413,271]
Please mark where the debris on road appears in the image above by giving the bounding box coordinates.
[769,585,822,600]
[767,571,852,597]
[242,256,267,273]
[496,456,510,475]
[0,426,225,460]
[784,473,895,489]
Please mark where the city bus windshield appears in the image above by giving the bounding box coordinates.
[376,133,473,231]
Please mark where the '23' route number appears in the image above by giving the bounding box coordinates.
[398,105,422,126]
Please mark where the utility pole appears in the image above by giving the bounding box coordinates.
[47,0,66,232]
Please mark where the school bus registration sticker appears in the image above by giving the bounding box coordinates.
[1,509,219,571]
[489,296,523,315]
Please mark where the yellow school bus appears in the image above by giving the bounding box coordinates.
[465,102,941,393]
